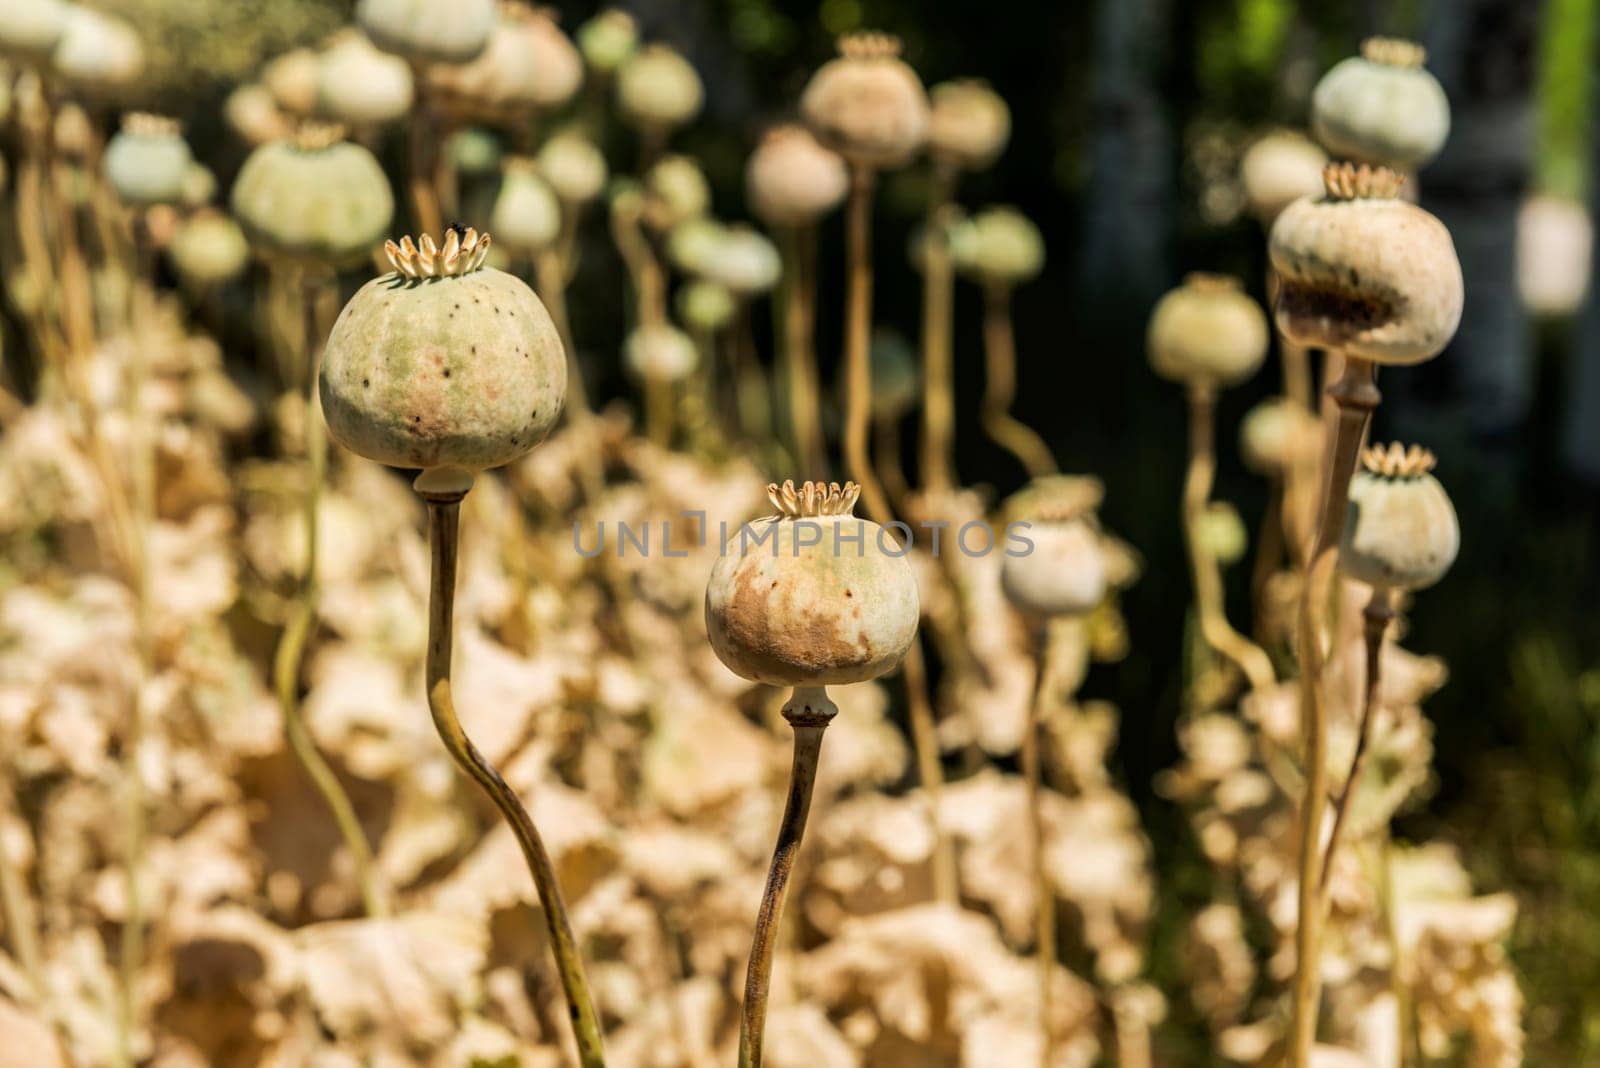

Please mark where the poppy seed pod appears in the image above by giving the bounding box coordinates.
[643,154,709,231]
[1240,129,1327,225]
[1339,443,1458,592]
[928,79,1010,171]
[357,0,495,64]
[1269,163,1463,365]
[576,8,636,74]
[745,124,848,228]
[0,0,67,64]
[705,480,919,688]
[1239,397,1322,476]
[951,206,1044,287]
[52,6,142,96]
[231,123,394,266]
[537,128,607,204]
[316,29,414,127]
[263,48,320,118]
[1000,475,1108,618]
[616,43,703,134]
[181,162,218,208]
[676,279,735,334]
[801,32,929,170]
[225,84,292,147]
[320,228,567,473]
[489,159,561,254]
[665,216,724,277]
[169,210,249,290]
[449,126,503,177]
[104,113,192,208]
[428,4,581,122]
[624,322,698,382]
[702,225,781,298]
[1311,37,1449,171]
[1147,273,1269,389]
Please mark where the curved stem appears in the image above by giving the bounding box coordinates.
[739,688,835,1068]
[1289,355,1379,1068]
[920,164,958,493]
[980,284,1057,479]
[842,166,891,524]
[900,637,956,905]
[1317,587,1395,903]
[0,776,44,1006]
[272,278,386,919]
[1023,637,1055,1062]
[422,487,607,1068]
[1182,385,1275,693]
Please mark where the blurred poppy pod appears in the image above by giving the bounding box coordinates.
[104,113,192,209]
[1240,129,1327,226]
[1270,163,1462,365]
[357,0,495,64]
[316,29,414,128]
[169,210,249,290]
[624,322,699,382]
[928,79,1010,171]
[263,47,320,118]
[617,43,703,135]
[537,127,607,205]
[801,32,929,170]
[320,228,568,474]
[428,4,581,123]
[952,206,1044,287]
[676,279,735,334]
[225,83,292,146]
[643,153,709,231]
[705,480,919,688]
[1147,273,1268,389]
[1000,475,1109,619]
[1340,443,1459,593]
[230,122,394,266]
[489,158,561,254]
[52,6,143,97]
[1238,397,1321,476]
[746,124,849,228]
[701,225,781,299]
[1312,37,1449,171]
[0,0,68,64]
[577,8,637,74]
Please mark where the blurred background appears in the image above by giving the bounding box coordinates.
[10,0,1600,1061]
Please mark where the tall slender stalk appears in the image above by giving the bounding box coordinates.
[981,283,1057,479]
[272,272,386,919]
[900,638,956,905]
[420,475,607,1068]
[841,166,891,523]
[739,687,836,1068]
[0,776,44,1006]
[779,225,826,475]
[534,246,605,501]
[920,164,957,493]
[1289,355,1380,1067]
[406,71,443,237]
[1318,587,1395,903]
[1023,635,1056,1063]
[1182,385,1275,693]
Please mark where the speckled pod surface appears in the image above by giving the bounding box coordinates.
[705,481,919,688]
[357,0,495,64]
[800,32,928,170]
[1340,444,1459,592]
[320,232,567,472]
[1269,164,1462,365]
[1311,38,1449,170]
[1147,273,1268,388]
[230,134,394,266]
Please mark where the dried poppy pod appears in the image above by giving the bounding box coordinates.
[449,126,503,177]
[1147,273,1268,389]
[320,228,567,474]
[624,322,698,382]
[951,206,1044,287]
[643,153,709,231]
[577,8,636,74]
[169,210,249,290]
[928,79,1010,172]
[428,4,581,123]
[1239,396,1321,476]
[1312,37,1449,171]
[702,225,781,299]
[616,43,703,135]
[677,279,735,334]
[0,0,67,64]
[357,0,495,64]
[181,162,218,208]
[745,124,848,228]
[1270,163,1462,365]
[999,475,1108,619]
[1339,443,1458,592]
[1240,129,1327,226]
[231,122,394,266]
[538,127,607,205]
[263,47,320,117]
[104,113,192,208]
[801,32,929,170]
[52,6,142,96]
[225,83,292,146]
[706,480,919,688]
[665,216,724,277]
[316,29,414,128]
[489,158,560,254]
